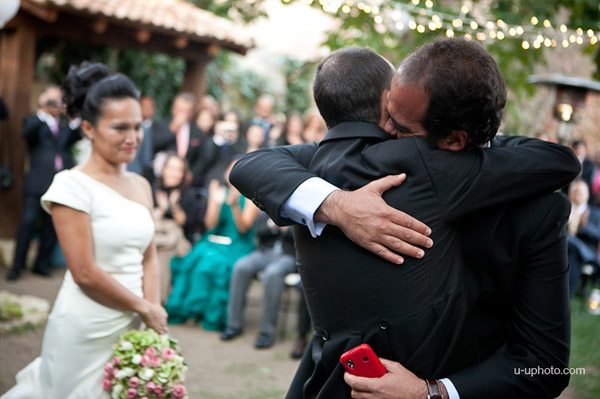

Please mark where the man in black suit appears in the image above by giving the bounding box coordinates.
[230,41,576,398]
[7,86,81,281]
[151,92,216,187]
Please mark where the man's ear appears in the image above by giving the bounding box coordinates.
[378,89,390,128]
[437,130,468,151]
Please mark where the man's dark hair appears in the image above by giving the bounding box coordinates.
[572,140,586,149]
[313,47,394,128]
[398,38,506,147]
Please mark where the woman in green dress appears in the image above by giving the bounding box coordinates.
[166,162,259,331]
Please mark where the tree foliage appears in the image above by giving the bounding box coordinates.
[286,0,599,135]
[189,0,267,23]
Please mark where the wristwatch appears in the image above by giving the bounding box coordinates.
[425,379,442,399]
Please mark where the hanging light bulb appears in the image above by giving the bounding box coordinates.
[522,40,530,49]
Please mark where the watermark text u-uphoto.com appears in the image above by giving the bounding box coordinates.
[514,366,586,376]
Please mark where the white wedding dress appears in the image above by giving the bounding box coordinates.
[2,169,154,399]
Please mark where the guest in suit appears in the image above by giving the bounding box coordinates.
[567,179,600,296]
[230,41,577,398]
[6,86,81,281]
[127,95,155,178]
[242,94,275,143]
[572,140,596,203]
[151,92,214,187]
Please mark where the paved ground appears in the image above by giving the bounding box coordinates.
[0,266,304,398]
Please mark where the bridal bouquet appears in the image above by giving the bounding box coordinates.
[103,329,188,399]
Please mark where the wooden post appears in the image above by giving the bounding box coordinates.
[182,52,211,106]
[0,14,37,239]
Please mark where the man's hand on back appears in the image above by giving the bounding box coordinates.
[315,174,433,264]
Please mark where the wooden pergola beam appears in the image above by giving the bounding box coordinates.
[34,13,210,61]
[20,0,58,23]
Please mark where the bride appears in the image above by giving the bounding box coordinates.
[3,62,167,398]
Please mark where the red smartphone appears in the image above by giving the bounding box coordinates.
[340,343,387,378]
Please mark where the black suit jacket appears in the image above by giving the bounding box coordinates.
[230,125,578,399]
[448,192,571,398]
[151,119,216,186]
[22,114,80,195]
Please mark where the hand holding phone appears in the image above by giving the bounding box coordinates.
[340,343,387,378]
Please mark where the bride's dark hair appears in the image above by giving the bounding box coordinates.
[62,61,140,124]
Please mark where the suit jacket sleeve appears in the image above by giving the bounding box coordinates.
[22,115,45,144]
[423,136,581,221]
[229,143,319,225]
[449,194,571,398]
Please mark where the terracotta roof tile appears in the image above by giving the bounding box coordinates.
[27,0,254,52]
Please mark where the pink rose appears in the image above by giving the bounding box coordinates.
[171,383,187,398]
[128,376,140,388]
[141,355,150,367]
[153,384,164,396]
[161,347,176,360]
[145,381,157,392]
[150,356,162,367]
[144,347,157,357]
[112,357,121,366]
[102,378,112,391]
[127,388,137,398]
[104,363,114,373]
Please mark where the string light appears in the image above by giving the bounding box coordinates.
[311,0,600,50]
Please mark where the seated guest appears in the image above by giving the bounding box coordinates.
[277,114,305,146]
[242,124,267,154]
[165,161,259,331]
[221,212,296,348]
[301,112,326,143]
[153,153,206,302]
[196,108,216,137]
[567,179,600,296]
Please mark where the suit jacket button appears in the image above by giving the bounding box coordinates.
[379,320,390,330]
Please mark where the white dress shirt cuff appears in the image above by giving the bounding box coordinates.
[439,378,460,399]
[281,177,338,238]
